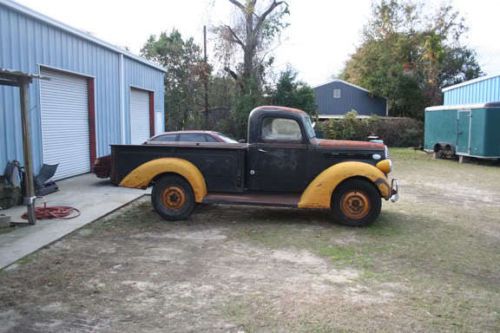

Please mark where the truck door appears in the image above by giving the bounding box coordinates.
[457,110,471,154]
[248,116,308,192]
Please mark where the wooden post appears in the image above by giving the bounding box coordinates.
[203,25,209,129]
[19,77,36,225]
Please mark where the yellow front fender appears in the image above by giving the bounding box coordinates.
[119,158,207,203]
[298,161,391,209]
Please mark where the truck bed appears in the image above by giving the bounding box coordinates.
[111,143,247,193]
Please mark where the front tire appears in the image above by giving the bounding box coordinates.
[331,179,381,227]
[152,175,195,221]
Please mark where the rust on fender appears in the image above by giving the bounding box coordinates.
[119,158,207,203]
[298,161,391,209]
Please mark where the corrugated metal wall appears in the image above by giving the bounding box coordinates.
[0,2,164,174]
[123,58,165,144]
[314,81,387,116]
[443,76,500,105]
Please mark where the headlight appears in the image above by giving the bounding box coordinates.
[384,145,389,159]
[376,159,392,174]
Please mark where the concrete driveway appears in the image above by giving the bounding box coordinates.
[0,174,149,269]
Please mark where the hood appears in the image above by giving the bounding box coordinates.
[316,139,385,150]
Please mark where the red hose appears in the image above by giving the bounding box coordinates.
[21,203,80,220]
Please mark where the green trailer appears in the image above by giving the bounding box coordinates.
[424,102,500,161]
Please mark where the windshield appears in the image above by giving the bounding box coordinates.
[216,132,238,143]
[302,115,316,139]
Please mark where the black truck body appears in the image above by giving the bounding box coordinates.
[112,107,386,193]
[108,106,398,226]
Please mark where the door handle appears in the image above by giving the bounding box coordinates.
[258,148,267,153]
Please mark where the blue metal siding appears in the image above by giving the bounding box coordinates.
[0,3,164,173]
[123,58,165,144]
[443,76,500,105]
[314,81,387,116]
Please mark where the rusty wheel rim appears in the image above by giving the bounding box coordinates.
[162,186,186,210]
[340,191,371,220]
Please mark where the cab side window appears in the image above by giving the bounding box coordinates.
[261,117,303,142]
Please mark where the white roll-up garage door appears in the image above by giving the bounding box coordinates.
[40,68,90,180]
[130,89,150,144]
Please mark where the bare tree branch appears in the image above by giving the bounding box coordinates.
[218,0,289,92]
[228,0,245,12]
[224,66,245,90]
[223,25,245,48]
[255,1,286,32]
[224,66,239,81]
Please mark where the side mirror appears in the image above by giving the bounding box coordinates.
[238,139,246,143]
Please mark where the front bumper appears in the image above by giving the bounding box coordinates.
[389,179,399,202]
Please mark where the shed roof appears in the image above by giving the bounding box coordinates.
[314,79,369,93]
[442,74,500,92]
[313,79,387,100]
[0,68,43,86]
[0,0,166,73]
[425,102,500,111]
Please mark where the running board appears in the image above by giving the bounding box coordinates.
[202,193,300,208]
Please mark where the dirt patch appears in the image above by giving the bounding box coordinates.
[131,229,228,241]
[0,310,21,333]
[0,208,407,332]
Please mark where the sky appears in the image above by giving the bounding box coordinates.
[15,0,500,86]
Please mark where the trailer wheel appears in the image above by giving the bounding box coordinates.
[152,174,195,221]
[331,179,381,227]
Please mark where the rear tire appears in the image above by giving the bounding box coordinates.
[151,175,195,221]
[331,179,381,227]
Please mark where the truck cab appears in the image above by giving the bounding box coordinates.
[111,106,398,226]
[245,107,389,193]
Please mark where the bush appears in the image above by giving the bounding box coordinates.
[317,111,423,147]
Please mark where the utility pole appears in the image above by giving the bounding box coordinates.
[203,25,209,129]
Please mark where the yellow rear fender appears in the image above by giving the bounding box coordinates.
[119,158,207,203]
[298,161,391,209]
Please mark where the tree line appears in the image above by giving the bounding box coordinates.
[341,0,482,119]
[140,0,483,138]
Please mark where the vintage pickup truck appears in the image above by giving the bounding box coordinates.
[110,106,398,226]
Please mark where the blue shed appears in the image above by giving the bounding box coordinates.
[314,80,387,118]
[443,74,500,105]
[0,0,166,180]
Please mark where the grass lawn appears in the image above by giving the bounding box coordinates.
[0,148,499,332]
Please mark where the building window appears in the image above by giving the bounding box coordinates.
[333,89,341,99]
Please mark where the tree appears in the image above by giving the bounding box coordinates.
[214,0,290,137]
[341,0,482,119]
[271,68,317,115]
[141,30,207,130]
[216,0,289,92]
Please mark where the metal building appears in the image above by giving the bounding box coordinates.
[0,0,165,180]
[314,80,388,119]
[424,74,500,160]
[443,74,500,105]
